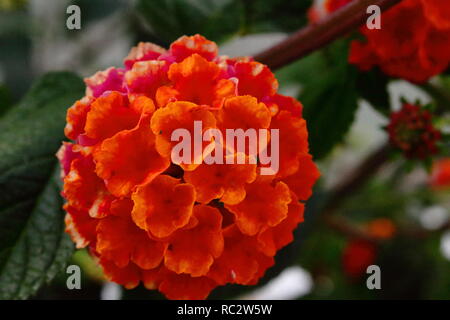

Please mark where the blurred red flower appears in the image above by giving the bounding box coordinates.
[309,0,450,83]
[430,158,450,190]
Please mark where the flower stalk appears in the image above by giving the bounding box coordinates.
[254,0,402,70]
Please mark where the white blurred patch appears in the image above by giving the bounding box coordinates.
[388,80,431,111]
[100,282,122,300]
[419,205,449,230]
[278,84,301,98]
[440,231,450,261]
[323,101,387,189]
[219,33,287,57]
[239,266,313,300]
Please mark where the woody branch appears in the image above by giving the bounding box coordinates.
[254,0,402,70]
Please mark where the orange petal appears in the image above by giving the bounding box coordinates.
[169,53,220,84]
[155,85,180,108]
[212,79,237,109]
[257,194,304,256]
[166,54,235,107]
[269,110,309,177]
[225,176,291,236]
[164,205,223,277]
[207,225,274,285]
[65,97,92,140]
[130,95,156,115]
[142,267,163,290]
[169,34,218,62]
[264,93,303,117]
[158,270,217,300]
[84,91,140,141]
[96,199,167,270]
[234,61,278,100]
[63,155,106,211]
[99,258,142,289]
[94,111,170,197]
[150,101,216,170]
[281,153,320,201]
[217,96,271,151]
[64,204,98,249]
[184,153,257,205]
[131,175,195,238]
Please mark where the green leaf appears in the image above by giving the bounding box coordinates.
[242,0,312,33]
[136,0,244,44]
[0,71,84,299]
[277,40,359,159]
[356,68,390,116]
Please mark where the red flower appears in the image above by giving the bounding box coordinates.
[387,103,441,159]
[349,0,450,83]
[309,0,450,83]
[430,158,450,190]
[58,34,320,299]
[342,240,377,278]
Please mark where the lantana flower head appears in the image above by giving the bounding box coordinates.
[309,0,450,83]
[387,103,441,160]
[58,34,320,299]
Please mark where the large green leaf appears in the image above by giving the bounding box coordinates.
[277,40,359,159]
[356,68,390,116]
[242,0,312,33]
[135,0,313,42]
[136,0,244,44]
[0,72,84,299]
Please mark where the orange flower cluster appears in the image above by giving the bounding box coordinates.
[387,103,441,159]
[57,35,320,299]
[309,0,450,83]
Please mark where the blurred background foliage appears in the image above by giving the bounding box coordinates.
[0,0,449,300]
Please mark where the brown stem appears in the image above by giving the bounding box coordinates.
[324,215,380,243]
[254,0,402,70]
[321,143,450,240]
[325,214,450,242]
[318,144,391,241]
